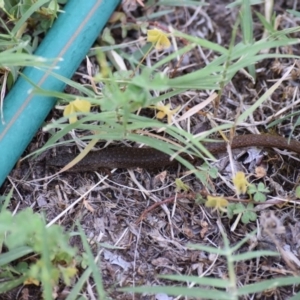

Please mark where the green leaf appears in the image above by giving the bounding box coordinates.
[120,286,231,300]
[233,203,246,214]
[241,204,257,224]
[227,203,236,219]
[257,182,269,193]
[0,246,33,266]
[238,277,300,295]
[0,276,26,294]
[175,179,190,192]
[295,186,300,199]
[253,191,266,202]
[101,27,115,45]
[247,184,257,195]
[159,275,230,288]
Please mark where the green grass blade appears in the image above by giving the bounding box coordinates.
[238,277,300,295]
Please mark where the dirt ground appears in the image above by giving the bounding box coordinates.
[2,0,300,299]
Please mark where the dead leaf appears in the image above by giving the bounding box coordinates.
[83,198,95,213]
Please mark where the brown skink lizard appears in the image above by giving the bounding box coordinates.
[46,134,300,172]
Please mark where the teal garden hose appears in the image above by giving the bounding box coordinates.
[0,0,120,187]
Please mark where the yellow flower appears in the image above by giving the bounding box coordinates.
[205,195,228,212]
[24,277,40,286]
[147,28,171,51]
[63,99,91,124]
[152,103,180,124]
[232,172,249,195]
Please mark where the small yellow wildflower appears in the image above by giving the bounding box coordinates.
[153,103,181,124]
[232,171,249,195]
[147,28,171,51]
[63,99,91,124]
[205,195,228,212]
[24,277,40,286]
